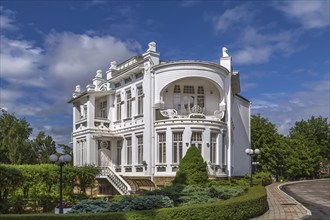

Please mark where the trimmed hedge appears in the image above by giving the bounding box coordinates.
[0,186,268,220]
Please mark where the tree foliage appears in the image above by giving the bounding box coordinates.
[251,114,284,176]
[251,114,329,180]
[0,164,99,213]
[0,113,33,164]
[0,113,66,164]
[289,116,330,162]
[32,131,57,164]
[173,145,208,185]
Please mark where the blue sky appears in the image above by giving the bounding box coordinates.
[0,0,329,146]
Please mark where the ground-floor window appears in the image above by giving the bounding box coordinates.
[116,140,122,165]
[210,133,217,163]
[137,136,143,164]
[158,133,166,163]
[173,132,183,163]
[126,137,132,165]
[191,132,202,152]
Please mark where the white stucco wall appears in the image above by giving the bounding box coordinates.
[231,95,251,176]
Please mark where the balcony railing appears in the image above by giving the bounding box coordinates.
[156,106,226,122]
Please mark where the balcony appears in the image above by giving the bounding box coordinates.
[94,117,110,129]
[155,105,225,123]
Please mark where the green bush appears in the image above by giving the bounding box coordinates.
[70,195,173,214]
[0,186,268,220]
[244,172,272,186]
[69,199,111,213]
[173,146,208,185]
[110,195,173,212]
[253,172,272,186]
[144,184,184,205]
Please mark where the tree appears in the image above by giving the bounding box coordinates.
[283,138,321,180]
[251,114,284,178]
[289,116,330,163]
[0,113,34,164]
[32,131,57,164]
[173,145,208,185]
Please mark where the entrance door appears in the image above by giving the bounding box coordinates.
[98,141,111,167]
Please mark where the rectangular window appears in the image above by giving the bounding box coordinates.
[197,96,204,108]
[173,132,183,163]
[100,100,107,118]
[116,94,121,121]
[124,77,132,84]
[137,136,143,164]
[126,138,132,165]
[183,85,195,94]
[115,82,121,88]
[210,133,217,163]
[191,132,203,152]
[83,105,87,119]
[116,140,122,165]
[126,90,132,118]
[158,133,166,163]
[135,72,143,79]
[173,94,181,111]
[222,134,226,165]
[137,86,143,115]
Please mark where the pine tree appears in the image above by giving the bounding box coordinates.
[173,145,208,185]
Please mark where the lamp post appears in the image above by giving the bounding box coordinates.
[50,154,71,214]
[245,148,260,187]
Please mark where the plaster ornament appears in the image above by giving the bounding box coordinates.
[222,47,229,57]
[96,70,102,78]
[110,61,117,70]
[147,42,156,52]
[75,85,81,93]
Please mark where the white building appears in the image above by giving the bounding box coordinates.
[69,42,251,195]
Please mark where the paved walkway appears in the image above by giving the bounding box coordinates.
[252,182,311,220]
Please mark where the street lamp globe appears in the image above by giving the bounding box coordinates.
[49,154,58,163]
[254,149,260,154]
[245,148,253,155]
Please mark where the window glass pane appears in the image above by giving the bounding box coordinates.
[173,94,181,111]
[183,85,195,94]
[137,136,143,164]
[158,133,166,163]
[173,132,183,163]
[126,138,132,165]
[173,85,181,93]
[197,86,204,94]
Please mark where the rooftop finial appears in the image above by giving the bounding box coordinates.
[110,61,117,70]
[75,85,81,93]
[147,41,156,52]
[222,47,229,57]
[95,70,102,78]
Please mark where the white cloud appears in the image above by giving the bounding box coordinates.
[233,46,272,65]
[252,78,330,135]
[231,27,297,65]
[275,1,330,29]
[0,6,17,30]
[179,0,200,8]
[44,32,141,90]
[0,36,46,87]
[210,4,253,33]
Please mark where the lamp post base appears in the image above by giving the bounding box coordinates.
[54,208,72,214]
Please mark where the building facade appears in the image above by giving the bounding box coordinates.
[69,42,251,194]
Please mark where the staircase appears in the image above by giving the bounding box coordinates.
[98,166,132,195]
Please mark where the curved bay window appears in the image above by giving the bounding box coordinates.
[172,85,205,113]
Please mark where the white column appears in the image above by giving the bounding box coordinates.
[217,131,223,166]
[87,96,95,128]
